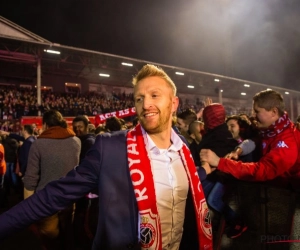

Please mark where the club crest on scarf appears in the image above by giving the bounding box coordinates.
[140,210,159,248]
[199,199,212,239]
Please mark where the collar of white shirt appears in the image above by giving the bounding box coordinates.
[140,126,183,152]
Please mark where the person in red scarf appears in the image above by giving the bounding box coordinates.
[0,65,212,250]
[200,89,300,190]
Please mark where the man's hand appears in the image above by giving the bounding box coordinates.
[201,161,217,175]
[200,149,220,167]
[196,108,204,120]
[204,97,212,107]
[225,147,243,160]
[197,97,213,119]
[225,151,239,160]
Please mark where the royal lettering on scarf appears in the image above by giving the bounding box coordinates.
[127,124,212,250]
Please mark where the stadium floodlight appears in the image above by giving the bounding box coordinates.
[187,85,194,88]
[214,79,220,82]
[244,84,250,87]
[44,49,60,54]
[241,92,246,95]
[122,62,133,67]
[175,72,184,75]
[99,73,110,77]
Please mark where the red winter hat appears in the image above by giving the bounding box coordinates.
[202,103,226,130]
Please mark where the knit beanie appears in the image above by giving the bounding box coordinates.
[202,103,226,130]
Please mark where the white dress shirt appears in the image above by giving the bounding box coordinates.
[142,127,189,250]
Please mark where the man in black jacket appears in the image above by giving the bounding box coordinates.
[72,116,95,163]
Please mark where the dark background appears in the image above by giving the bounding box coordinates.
[1,0,300,90]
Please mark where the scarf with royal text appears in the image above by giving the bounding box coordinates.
[260,113,291,139]
[127,124,212,250]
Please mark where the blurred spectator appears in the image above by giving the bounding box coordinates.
[105,116,123,132]
[31,123,39,136]
[176,108,197,144]
[132,116,139,127]
[94,124,106,135]
[87,123,96,134]
[72,115,95,163]
[188,121,205,166]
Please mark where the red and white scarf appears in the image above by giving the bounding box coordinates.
[260,112,291,139]
[127,124,212,250]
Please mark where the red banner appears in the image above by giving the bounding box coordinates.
[20,107,137,128]
[94,107,136,126]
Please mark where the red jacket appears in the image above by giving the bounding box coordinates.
[218,122,300,188]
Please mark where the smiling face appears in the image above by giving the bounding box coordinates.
[227,119,240,140]
[73,121,88,137]
[176,118,189,133]
[134,76,179,135]
[252,90,284,129]
[252,102,279,129]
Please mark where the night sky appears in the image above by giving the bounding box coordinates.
[1,0,300,91]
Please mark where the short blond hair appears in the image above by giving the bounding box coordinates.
[132,64,177,95]
[253,89,285,116]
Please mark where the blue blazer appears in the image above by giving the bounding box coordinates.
[0,131,200,249]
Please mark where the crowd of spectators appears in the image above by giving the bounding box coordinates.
[0,80,299,248]
[0,85,208,132]
[0,85,135,120]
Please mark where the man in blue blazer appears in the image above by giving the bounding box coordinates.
[0,64,212,250]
